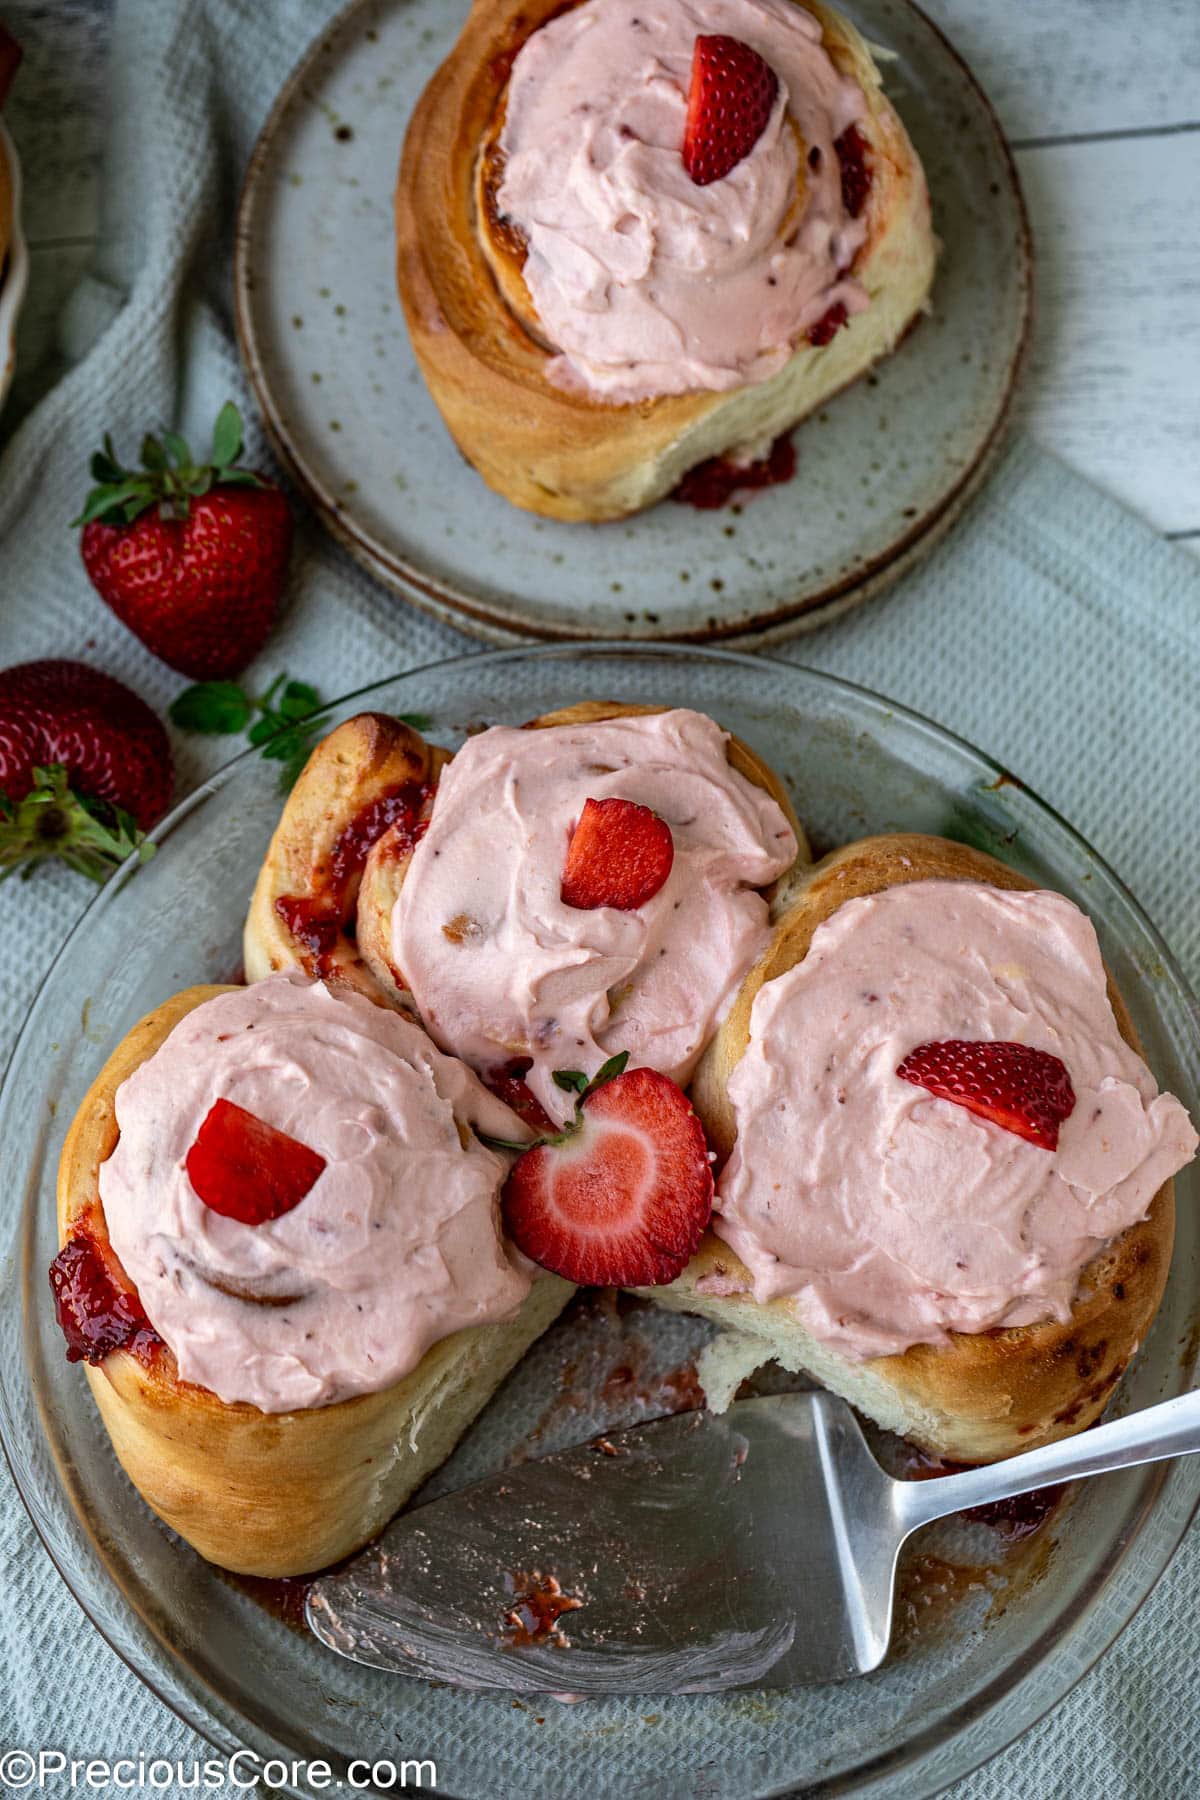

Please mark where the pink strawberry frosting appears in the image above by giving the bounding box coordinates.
[711,880,1197,1357]
[494,0,871,400]
[99,974,532,1412]
[391,709,798,1126]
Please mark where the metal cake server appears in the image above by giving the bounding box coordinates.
[307,1388,1200,1692]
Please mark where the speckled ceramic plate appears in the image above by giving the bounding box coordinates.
[235,0,1031,643]
[0,121,28,411]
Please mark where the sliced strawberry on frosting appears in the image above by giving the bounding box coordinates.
[185,1098,327,1224]
[497,1058,713,1286]
[561,796,674,911]
[682,34,779,187]
[896,1040,1077,1151]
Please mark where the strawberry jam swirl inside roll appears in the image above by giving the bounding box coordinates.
[493,0,871,400]
[99,975,532,1411]
[711,882,1198,1358]
[391,709,798,1127]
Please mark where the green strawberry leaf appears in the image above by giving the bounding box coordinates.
[553,1070,589,1095]
[0,764,154,884]
[213,466,266,490]
[169,681,253,735]
[75,399,268,531]
[210,400,244,470]
[161,430,194,469]
[90,449,123,484]
[72,479,155,528]
[140,434,168,473]
[586,1051,631,1096]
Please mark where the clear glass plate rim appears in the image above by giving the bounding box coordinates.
[3,639,1198,1800]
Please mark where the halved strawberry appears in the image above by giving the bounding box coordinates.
[683,34,779,187]
[499,1060,714,1286]
[561,797,674,911]
[185,1098,326,1224]
[896,1040,1076,1151]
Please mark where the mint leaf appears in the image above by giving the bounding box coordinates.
[397,711,433,732]
[247,714,280,747]
[169,681,253,735]
[279,680,322,720]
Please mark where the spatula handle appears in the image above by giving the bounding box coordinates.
[896,1387,1200,1535]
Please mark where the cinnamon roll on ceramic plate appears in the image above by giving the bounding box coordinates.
[646,834,1197,1462]
[396,0,936,520]
[53,976,572,1576]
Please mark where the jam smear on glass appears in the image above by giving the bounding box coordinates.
[500,1571,584,1649]
[49,1232,161,1366]
[673,431,797,511]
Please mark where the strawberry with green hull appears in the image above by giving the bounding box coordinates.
[0,659,171,880]
[489,1055,715,1287]
[75,402,293,680]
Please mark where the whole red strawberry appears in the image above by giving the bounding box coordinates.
[896,1040,1077,1151]
[0,658,172,880]
[75,402,292,680]
[493,1055,714,1287]
[683,34,779,187]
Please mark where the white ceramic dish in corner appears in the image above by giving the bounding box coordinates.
[0,119,28,411]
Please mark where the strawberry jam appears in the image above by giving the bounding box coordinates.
[276,782,430,976]
[275,895,341,967]
[673,431,797,510]
[807,301,848,348]
[834,122,872,219]
[49,1232,161,1365]
[329,783,429,887]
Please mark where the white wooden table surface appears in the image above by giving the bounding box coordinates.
[1,0,1197,552]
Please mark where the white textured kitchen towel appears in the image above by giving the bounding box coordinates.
[0,1,1198,1796]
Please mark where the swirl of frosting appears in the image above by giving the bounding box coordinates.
[391,709,798,1125]
[99,975,531,1411]
[713,881,1198,1357]
[495,0,870,400]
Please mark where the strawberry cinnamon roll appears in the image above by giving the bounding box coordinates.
[53,974,571,1575]
[396,0,935,519]
[651,835,1196,1460]
[244,712,449,998]
[359,704,804,1126]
